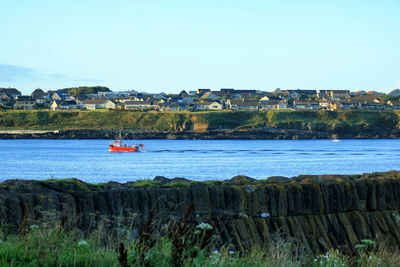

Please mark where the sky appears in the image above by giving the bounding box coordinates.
[0,0,399,94]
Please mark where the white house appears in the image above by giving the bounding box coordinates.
[194,101,223,110]
[85,99,117,109]
[51,100,80,110]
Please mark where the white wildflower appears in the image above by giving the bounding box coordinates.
[196,222,213,230]
[78,240,88,246]
[30,224,39,229]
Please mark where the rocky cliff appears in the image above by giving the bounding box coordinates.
[2,171,400,254]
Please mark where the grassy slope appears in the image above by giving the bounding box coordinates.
[0,110,398,131]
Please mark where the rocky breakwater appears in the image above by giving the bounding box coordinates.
[2,171,400,254]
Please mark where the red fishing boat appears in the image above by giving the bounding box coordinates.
[109,131,144,152]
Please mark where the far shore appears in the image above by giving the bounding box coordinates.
[0,127,399,140]
[1,110,400,139]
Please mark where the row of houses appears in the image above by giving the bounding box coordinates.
[2,87,400,111]
[51,99,117,110]
[48,97,399,112]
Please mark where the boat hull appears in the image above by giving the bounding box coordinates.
[109,145,139,152]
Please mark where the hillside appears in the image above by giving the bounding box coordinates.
[0,110,399,139]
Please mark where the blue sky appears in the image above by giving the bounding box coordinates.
[0,0,399,94]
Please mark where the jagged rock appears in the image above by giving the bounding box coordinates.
[153,176,170,183]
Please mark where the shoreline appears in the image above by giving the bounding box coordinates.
[0,128,400,140]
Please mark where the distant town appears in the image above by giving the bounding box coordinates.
[2,86,400,111]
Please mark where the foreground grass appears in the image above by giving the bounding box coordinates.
[0,227,118,267]
[1,222,400,266]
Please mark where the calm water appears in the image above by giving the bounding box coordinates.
[1,139,400,183]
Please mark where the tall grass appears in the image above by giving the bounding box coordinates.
[0,225,118,266]
[1,224,400,266]
[1,207,400,266]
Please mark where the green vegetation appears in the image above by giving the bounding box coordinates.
[127,179,194,188]
[0,110,398,131]
[266,110,399,129]
[127,179,163,188]
[0,227,118,266]
[37,178,92,191]
[1,219,399,266]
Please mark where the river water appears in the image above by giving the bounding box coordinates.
[1,139,399,183]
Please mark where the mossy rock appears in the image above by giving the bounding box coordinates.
[266,176,290,183]
[153,176,171,184]
[229,175,256,184]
